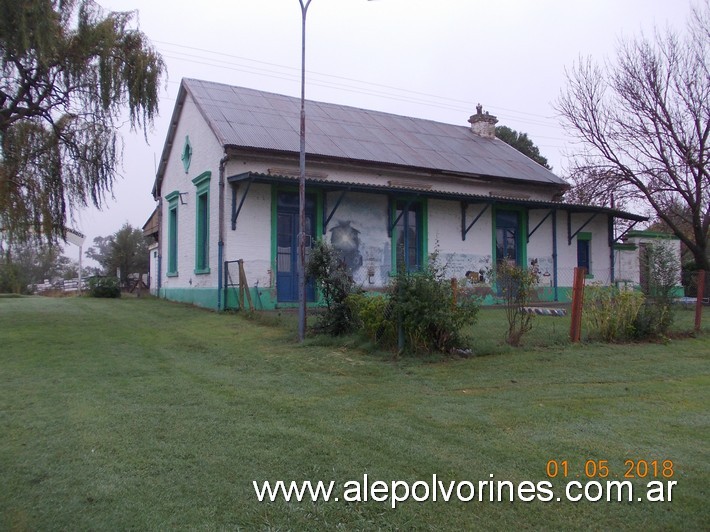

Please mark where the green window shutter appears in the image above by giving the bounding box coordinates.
[193,172,211,274]
[165,191,180,277]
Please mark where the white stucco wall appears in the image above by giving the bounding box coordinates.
[615,234,681,286]
[223,181,273,288]
[429,199,492,279]
[158,95,224,292]
[148,242,159,295]
[554,213,612,285]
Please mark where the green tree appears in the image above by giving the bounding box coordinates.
[0,239,77,293]
[85,223,149,284]
[0,0,165,245]
[556,2,710,271]
[495,125,552,169]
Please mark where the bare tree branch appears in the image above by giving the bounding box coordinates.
[556,1,710,269]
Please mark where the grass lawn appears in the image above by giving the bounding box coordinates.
[1,296,708,530]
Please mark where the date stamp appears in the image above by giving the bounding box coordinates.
[545,459,675,479]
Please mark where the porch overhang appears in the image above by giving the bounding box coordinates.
[226,171,648,223]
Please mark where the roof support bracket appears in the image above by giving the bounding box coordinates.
[527,209,554,243]
[388,197,410,237]
[568,211,598,245]
[614,220,640,243]
[322,189,348,235]
[231,177,253,230]
[461,202,490,241]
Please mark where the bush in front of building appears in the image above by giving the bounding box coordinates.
[634,242,679,338]
[349,256,479,356]
[306,241,359,335]
[346,293,395,346]
[390,266,479,354]
[87,276,121,298]
[583,285,644,341]
[492,261,540,346]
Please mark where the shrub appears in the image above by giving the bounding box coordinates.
[633,303,671,340]
[88,276,121,298]
[583,285,644,341]
[493,261,540,346]
[306,241,359,335]
[635,243,679,338]
[387,262,479,355]
[346,293,395,346]
[346,251,479,355]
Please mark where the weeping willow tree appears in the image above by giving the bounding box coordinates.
[0,0,165,244]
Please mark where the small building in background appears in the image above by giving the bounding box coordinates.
[614,230,683,294]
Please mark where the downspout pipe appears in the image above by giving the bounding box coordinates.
[552,209,558,301]
[157,196,163,296]
[608,215,615,285]
[217,153,228,311]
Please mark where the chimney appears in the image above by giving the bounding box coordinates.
[468,103,498,138]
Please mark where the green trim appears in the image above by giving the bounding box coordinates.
[224,285,278,311]
[191,170,211,189]
[167,194,179,276]
[492,205,527,267]
[577,231,593,275]
[194,172,211,274]
[165,190,180,203]
[270,187,278,278]
[614,243,638,251]
[389,197,427,274]
[315,191,324,239]
[160,287,219,310]
[626,230,679,240]
[422,199,429,265]
[181,136,192,173]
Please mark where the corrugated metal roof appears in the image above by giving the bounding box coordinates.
[182,78,567,187]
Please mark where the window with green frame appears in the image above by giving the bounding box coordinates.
[193,172,211,274]
[165,191,179,276]
[577,232,591,276]
[391,199,426,273]
[494,207,526,267]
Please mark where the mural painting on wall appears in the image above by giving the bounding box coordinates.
[441,253,491,284]
[329,220,363,273]
[530,257,554,285]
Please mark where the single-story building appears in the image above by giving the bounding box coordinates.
[146,78,648,310]
[614,230,682,294]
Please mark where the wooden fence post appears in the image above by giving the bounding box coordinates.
[695,270,706,332]
[237,259,253,311]
[569,267,586,343]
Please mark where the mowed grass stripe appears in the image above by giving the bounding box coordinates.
[0,296,708,530]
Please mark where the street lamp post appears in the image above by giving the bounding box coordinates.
[297,0,312,342]
[297,0,374,342]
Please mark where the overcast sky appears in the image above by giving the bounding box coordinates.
[69,0,694,257]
